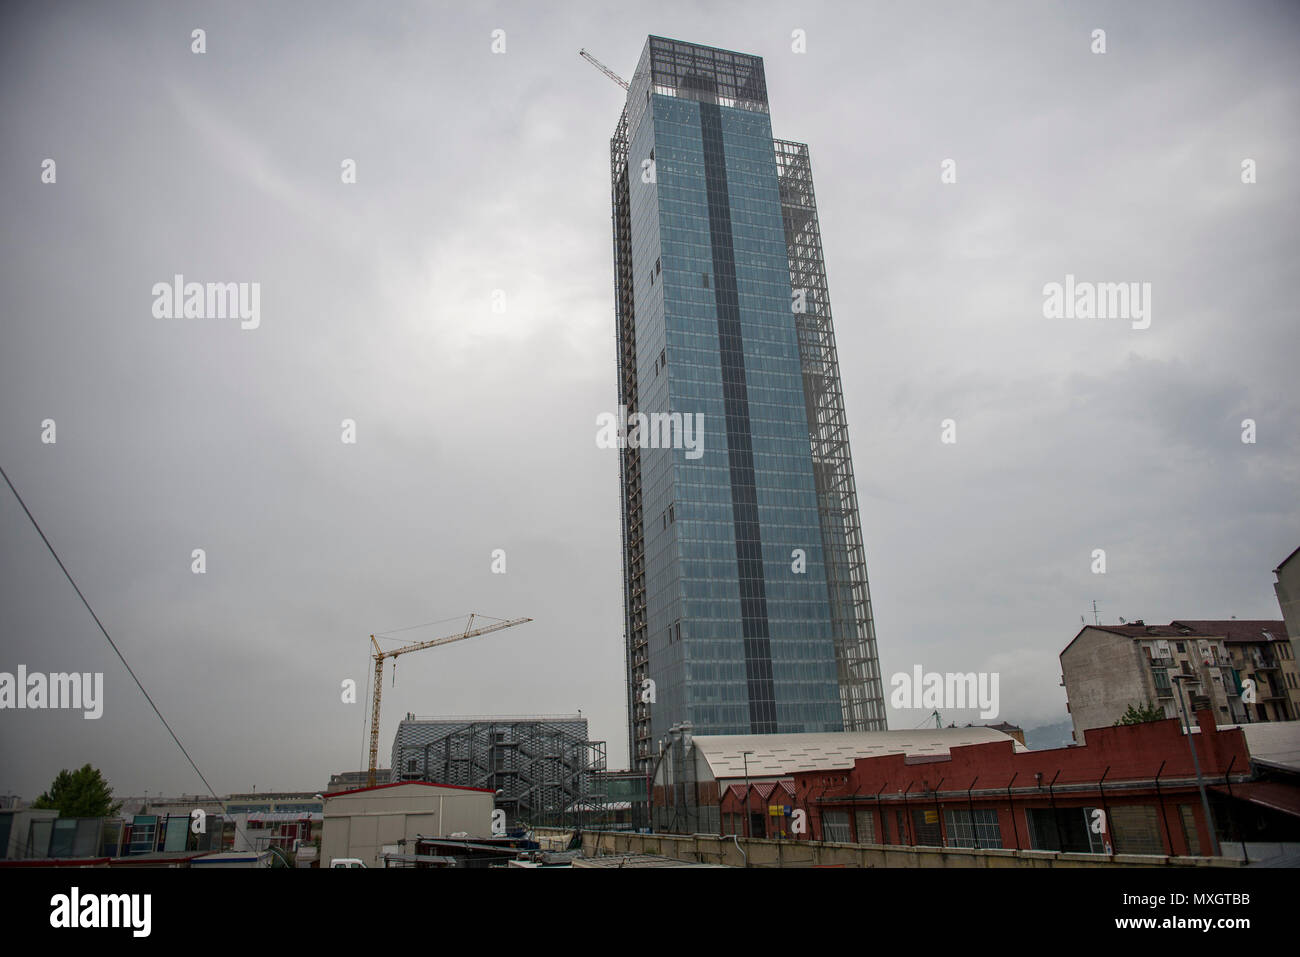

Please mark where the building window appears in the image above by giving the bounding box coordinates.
[821,810,851,843]
[853,809,876,844]
[1153,668,1172,696]
[1109,805,1164,855]
[702,273,711,288]
[1026,807,1100,853]
[942,808,1003,849]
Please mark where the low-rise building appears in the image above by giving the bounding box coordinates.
[320,781,493,868]
[223,791,324,815]
[326,770,388,793]
[651,725,1025,835]
[1191,620,1298,724]
[793,712,1300,861]
[1275,545,1300,665]
[1060,620,1298,743]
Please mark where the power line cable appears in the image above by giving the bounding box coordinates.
[0,463,253,850]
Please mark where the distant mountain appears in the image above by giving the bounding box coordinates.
[1023,718,1074,750]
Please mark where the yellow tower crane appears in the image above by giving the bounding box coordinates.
[579,48,629,90]
[366,613,532,787]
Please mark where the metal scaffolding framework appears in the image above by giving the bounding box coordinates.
[392,717,606,826]
[611,108,653,772]
[775,139,888,731]
[644,35,769,112]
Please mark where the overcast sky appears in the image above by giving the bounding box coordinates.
[2,0,1297,800]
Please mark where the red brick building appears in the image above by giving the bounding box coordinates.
[780,711,1285,856]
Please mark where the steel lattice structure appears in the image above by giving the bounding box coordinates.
[391,716,606,826]
[775,139,887,731]
[611,108,654,770]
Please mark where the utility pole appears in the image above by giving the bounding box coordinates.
[1170,674,1222,857]
[741,750,754,851]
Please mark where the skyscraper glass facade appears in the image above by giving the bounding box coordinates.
[612,37,885,770]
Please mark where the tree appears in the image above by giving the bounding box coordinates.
[31,764,122,818]
[1115,702,1166,726]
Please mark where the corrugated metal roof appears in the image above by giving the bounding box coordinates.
[692,728,1025,779]
[1211,780,1300,818]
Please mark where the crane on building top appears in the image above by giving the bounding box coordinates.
[366,613,532,787]
[579,48,629,90]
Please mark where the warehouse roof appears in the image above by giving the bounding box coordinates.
[686,728,1026,780]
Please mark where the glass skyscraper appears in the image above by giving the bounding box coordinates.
[611,37,885,770]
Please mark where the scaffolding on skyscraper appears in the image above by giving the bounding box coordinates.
[775,139,888,731]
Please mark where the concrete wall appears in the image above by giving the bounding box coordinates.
[538,828,1244,869]
[321,784,492,867]
[1062,627,1154,742]
[1275,551,1300,684]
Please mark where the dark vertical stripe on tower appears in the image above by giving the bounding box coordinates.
[699,102,776,734]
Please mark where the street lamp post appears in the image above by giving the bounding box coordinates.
[1170,674,1222,857]
[741,751,754,846]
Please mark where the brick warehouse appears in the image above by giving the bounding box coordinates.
[734,712,1300,858]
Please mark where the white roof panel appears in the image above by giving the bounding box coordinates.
[1239,720,1300,773]
[690,728,1024,779]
